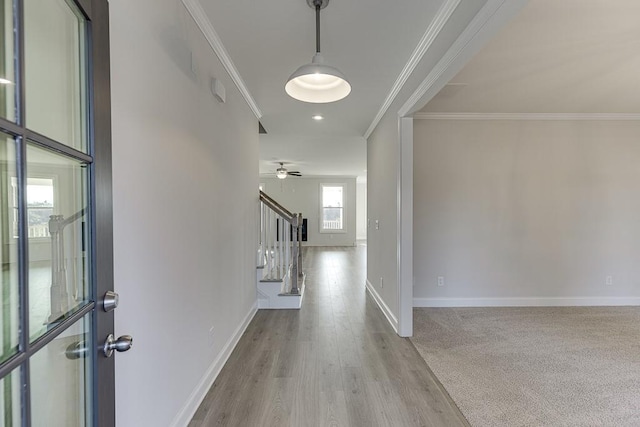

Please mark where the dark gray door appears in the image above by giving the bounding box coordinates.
[0,0,117,425]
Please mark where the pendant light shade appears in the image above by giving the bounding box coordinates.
[285,53,351,103]
[285,0,351,103]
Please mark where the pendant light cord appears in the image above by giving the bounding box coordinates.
[315,0,321,53]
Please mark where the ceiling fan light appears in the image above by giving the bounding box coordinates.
[276,169,288,179]
[285,54,351,103]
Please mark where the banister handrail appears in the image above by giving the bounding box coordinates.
[259,190,295,222]
[259,190,303,295]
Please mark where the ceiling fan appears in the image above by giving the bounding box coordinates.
[275,162,302,179]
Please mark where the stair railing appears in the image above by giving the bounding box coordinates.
[259,191,303,294]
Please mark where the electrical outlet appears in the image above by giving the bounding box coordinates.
[380,277,384,288]
[375,220,380,230]
[605,275,613,286]
[437,276,445,287]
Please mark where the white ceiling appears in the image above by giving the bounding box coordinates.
[422,0,640,114]
[259,134,367,179]
[198,0,450,178]
[193,0,640,179]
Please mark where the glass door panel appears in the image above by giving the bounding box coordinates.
[26,143,89,342]
[0,368,21,426]
[0,132,18,363]
[30,313,91,426]
[0,0,16,122]
[24,0,87,152]
[0,0,113,425]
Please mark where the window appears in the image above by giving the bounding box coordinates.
[11,177,56,238]
[320,184,345,232]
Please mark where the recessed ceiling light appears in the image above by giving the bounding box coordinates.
[312,115,324,121]
[0,78,13,85]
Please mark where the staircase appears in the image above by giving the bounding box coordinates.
[257,191,305,309]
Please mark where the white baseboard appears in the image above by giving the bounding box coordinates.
[366,279,398,332]
[170,302,258,427]
[413,297,640,308]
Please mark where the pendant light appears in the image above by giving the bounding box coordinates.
[285,0,351,103]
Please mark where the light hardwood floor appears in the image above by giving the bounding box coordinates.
[189,246,469,427]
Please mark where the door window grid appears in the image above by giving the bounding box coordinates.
[0,133,19,367]
[0,368,20,425]
[24,0,88,152]
[10,176,57,239]
[0,0,17,122]
[0,0,95,425]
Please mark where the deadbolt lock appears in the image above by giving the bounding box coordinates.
[103,291,119,312]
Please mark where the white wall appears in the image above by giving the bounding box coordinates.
[356,181,367,240]
[366,0,490,333]
[110,1,258,426]
[367,111,400,321]
[261,177,357,247]
[413,119,640,306]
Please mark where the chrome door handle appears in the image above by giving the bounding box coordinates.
[103,334,133,357]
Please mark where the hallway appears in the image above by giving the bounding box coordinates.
[189,246,468,426]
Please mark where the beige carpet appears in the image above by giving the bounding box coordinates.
[410,307,640,427]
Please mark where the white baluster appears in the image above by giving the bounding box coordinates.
[267,208,273,279]
[273,214,278,278]
[272,211,276,279]
[278,215,283,279]
[273,212,277,278]
[259,202,263,265]
[285,220,290,287]
[262,202,266,265]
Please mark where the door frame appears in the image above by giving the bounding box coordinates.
[88,0,115,425]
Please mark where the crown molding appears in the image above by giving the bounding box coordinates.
[182,0,263,119]
[398,0,525,118]
[414,112,640,121]
[363,0,461,140]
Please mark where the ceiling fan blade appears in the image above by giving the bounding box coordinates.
[288,172,302,176]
